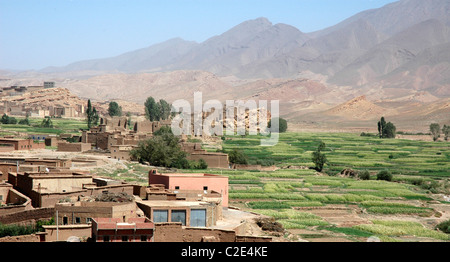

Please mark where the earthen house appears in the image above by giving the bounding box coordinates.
[92,217,155,242]
[0,138,46,151]
[148,169,229,207]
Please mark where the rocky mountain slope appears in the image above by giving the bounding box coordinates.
[1,0,449,131]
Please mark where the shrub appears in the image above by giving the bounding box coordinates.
[377,170,393,181]
[311,141,327,172]
[359,170,371,180]
[268,117,288,133]
[436,219,450,234]
[195,159,208,169]
[228,149,248,164]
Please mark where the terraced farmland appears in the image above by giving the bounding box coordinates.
[213,132,450,242]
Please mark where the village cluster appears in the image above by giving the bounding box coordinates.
[0,83,272,243]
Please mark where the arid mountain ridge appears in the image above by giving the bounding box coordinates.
[1,0,449,132]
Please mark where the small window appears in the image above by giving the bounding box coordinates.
[122,236,129,242]
[63,217,68,225]
[75,217,81,224]
[175,186,180,190]
[141,235,147,242]
[103,236,110,242]
[203,186,208,191]
[86,218,92,224]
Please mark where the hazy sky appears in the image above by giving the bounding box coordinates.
[0,0,398,71]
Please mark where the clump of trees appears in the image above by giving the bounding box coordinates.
[376,170,393,181]
[144,97,172,121]
[268,117,288,133]
[312,141,327,172]
[430,123,450,141]
[377,117,396,139]
[435,219,450,234]
[108,101,122,117]
[228,149,249,165]
[1,114,17,124]
[443,125,450,141]
[130,126,207,169]
[358,170,371,180]
[40,117,53,128]
[86,99,99,128]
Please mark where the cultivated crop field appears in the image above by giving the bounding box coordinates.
[203,132,450,242]
[0,117,87,135]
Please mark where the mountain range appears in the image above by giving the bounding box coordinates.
[2,0,450,132]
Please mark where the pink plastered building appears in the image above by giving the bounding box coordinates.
[148,170,229,207]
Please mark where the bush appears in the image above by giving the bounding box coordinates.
[268,117,288,133]
[311,141,327,172]
[195,159,208,169]
[228,149,248,164]
[436,219,450,234]
[377,170,393,181]
[359,170,371,180]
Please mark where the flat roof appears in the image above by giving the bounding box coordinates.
[155,173,227,178]
[138,200,209,208]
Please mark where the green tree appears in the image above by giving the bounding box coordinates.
[86,99,92,128]
[196,159,208,169]
[1,114,9,124]
[377,170,393,181]
[130,126,188,168]
[443,125,450,141]
[92,108,99,126]
[358,170,371,180]
[126,112,132,128]
[378,117,396,138]
[384,122,396,139]
[18,113,31,126]
[144,97,160,121]
[312,141,327,172]
[108,102,122,117]
[268,117,288,133]
[159,99,171,120]
[7,117,17,124]
[228,149,248,165]
[40,117,53,128]
[430,123,441,141]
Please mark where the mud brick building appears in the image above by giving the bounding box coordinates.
[8,170,134,208]
[92,217,155,242]
[148,169,229,207]
[57,141,91,152]
[0,138,46,151]
[180,142,229,169]
[55,201,139,226]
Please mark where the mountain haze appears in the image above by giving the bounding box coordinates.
[2,0,450,131]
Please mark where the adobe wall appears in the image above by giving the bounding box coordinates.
[57,142,91,152]
[55,202,137,225]
[44,137,59,147]
[0,234,40,242]
[0,207,54,225]
[187,153,229,169]
[43,224,92,242]
[153,223,236,242]
[134,121,153,133]
[0,145,14,152]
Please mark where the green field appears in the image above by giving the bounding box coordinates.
[222,132,450,179]
[0,117,87,136]
[201,132,449,242]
